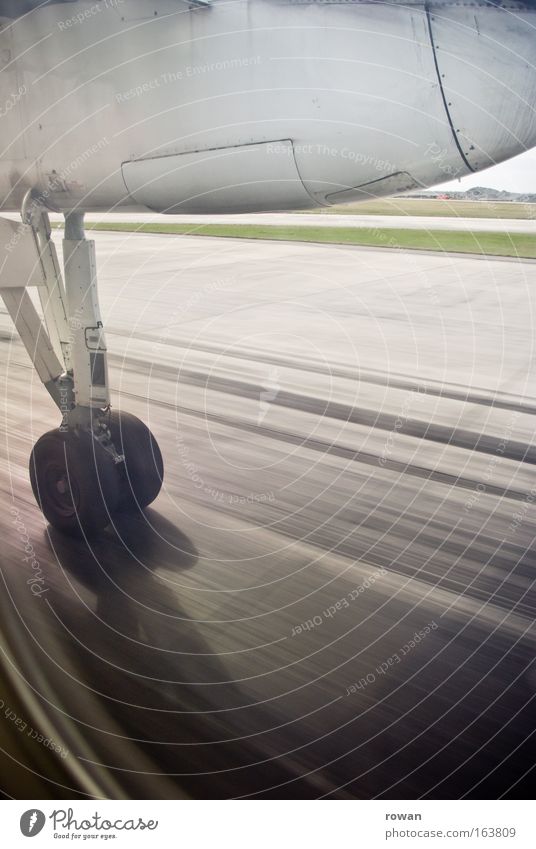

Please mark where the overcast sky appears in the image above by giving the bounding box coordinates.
[435,148,536,193]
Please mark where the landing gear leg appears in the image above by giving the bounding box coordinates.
[0,192,163,535]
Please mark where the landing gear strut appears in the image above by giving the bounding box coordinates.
[0,191,163,535]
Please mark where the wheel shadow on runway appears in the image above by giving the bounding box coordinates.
[39,511,536,798]
[43,509,258,715]
[46,506,198,576]
[45,506,200,652]
[42,509,324,796]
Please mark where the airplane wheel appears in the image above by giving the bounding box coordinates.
[29,428,119,535]
[108,411,164,510]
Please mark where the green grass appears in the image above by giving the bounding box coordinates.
[303,197,536,220]
[84,221,536,259]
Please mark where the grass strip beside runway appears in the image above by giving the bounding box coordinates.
[84,222,536,259]
[302,198,536,219]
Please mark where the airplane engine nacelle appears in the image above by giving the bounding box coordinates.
[0,0,535,213]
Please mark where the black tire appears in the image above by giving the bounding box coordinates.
[108,410,164,510]
[29,428,119,535]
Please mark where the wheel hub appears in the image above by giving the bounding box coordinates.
[45,464,78,518]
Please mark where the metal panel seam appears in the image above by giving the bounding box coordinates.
[425,3,476,173]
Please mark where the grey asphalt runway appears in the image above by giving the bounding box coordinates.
[5,210,536,234]
[1,232,535,799]
[85,211,536,234]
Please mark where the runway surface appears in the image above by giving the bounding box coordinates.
[1,232,535,798]
[86,211,536,234]
[6,210,536,234]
